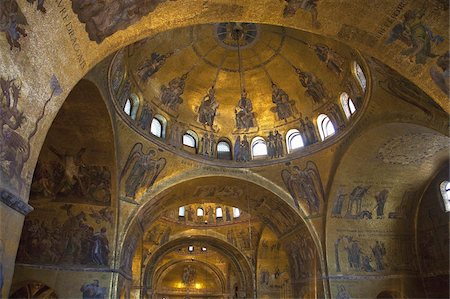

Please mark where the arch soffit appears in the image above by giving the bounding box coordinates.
[120,171,323,255]
[144,235,252,292]
[152,259,227,293]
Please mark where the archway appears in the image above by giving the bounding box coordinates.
[118,176,326,298]
[10,281,57,299]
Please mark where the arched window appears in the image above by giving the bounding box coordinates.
[216,207,223,218]
[340,92,357,119]
[217,140,232,160]
[151,114,167,138]
[251,137,268,158]
[286,129,304,153]
[353,61,367,91]
[178,206,185,217]
[197,208,204,217]
[124,99,132,116]
[188,245,194,252]
[183,130,198,148]
[233,207,240,218]
[440,181,450,212]
[124,94,140,120]
[317,114,335,141]
[150,118,162,137]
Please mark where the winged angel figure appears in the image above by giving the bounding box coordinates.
[281,161,324,215]
[120,143,166,199]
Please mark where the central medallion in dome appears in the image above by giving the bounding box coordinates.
[215,22,260,50]
[109,22,368,165]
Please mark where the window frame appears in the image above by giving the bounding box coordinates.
[317,114,335,141]
[251,136,268,158]
[286,128,304,154]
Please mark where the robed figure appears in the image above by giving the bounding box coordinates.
[120,143,166,199]
[281,161,324,215]
[197,87,219,128]
[235,90,256,130]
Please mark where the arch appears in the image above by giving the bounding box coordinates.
[286,128,304,153]
[317,114,335,141]
[150,114,167,138]
[217,139,232,160]
[251,136,268,158]
[10,281,58,299]
[340,92,357,119]
[119,174,327,298]
[152,259,226,296]
[143,235,254,297]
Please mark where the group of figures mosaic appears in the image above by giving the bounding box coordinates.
[17,205,110,266]
[31,147,112,205]
[199,132,217,158]
[331,186,414,221]
[335,236,387,273]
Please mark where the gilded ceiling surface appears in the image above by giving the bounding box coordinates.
[111,22,366,142]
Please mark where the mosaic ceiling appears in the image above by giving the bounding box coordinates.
[110,22,367,150]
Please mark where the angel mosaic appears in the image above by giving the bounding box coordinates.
[270,83,296,121]
[295,67,328,105]
[197,86,219,128]
[281,161,324,215]
[312,44,346,78]
[120,143,166,199]
[160,74,187,111]
[283,0,321,29]
[137,52,172,82]
[386,9,444,64]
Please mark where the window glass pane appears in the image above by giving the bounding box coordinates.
[252,137,267,157]
[440,181,450,212]
[178,206,185,217]
[197,208,204,217]
[216,207,223,218]
[183,134,196,148]
[124,99,132,115]
[324,118,335,137]
[348,98,356,115]
[286,129,303,153]
[233,207,240,218]
[150,118,162,137]
[317,114,335,140]
[217,141,231,153]
[354,62,367,91]
[188,245,194,252]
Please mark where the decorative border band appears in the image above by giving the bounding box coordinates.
[0,188,34,216]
